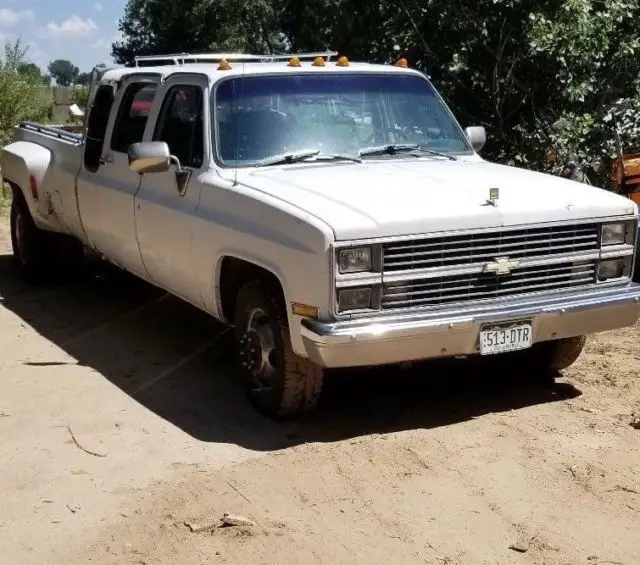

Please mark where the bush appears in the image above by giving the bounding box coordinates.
[70,86,90,111]
[0,39,52,146]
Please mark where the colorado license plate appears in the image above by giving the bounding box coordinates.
[479,322,533,355]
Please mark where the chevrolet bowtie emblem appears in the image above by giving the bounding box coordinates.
[483,257,520,276]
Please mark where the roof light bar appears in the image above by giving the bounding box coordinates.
[133,51,338,67]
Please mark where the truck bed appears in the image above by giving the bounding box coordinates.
[1,121,86,239]
[17,122,84,145]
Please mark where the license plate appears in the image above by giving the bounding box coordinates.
[479,321,533,355]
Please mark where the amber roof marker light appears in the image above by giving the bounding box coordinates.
[217,58,232,70]
[336,56,350,67]
[394,58,409,68]
[288,56,301,67]
[312,56,326,67]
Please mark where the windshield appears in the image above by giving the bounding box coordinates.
[214,73,472,166]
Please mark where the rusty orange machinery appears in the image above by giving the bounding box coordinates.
[613,153,640,206]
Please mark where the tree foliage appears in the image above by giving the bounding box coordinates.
[48,59,80,86]
[17,62,51,86]
[112,0,285,64]
[76,72,92,86]
[113,0,640,185]
[0,40,51,146]
[70,86,90,110]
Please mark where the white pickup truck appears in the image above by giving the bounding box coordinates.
[2,52,640,418]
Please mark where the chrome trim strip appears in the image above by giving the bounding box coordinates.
[335,272,383,287]
[600,244,636,259]
[381,250,600,283]
[306,283,640,338]
[331,215,637,247]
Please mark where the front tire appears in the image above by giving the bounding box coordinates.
[233,281,324,419]
[499,336,587,383]
[536,335,587,371]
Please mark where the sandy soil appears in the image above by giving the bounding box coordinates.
[0,216,639,565]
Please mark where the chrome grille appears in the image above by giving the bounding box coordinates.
[383,224,600,272]
[381,260,597,310]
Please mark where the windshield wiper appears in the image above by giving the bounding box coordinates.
[256,149,320,167]
[359,143,420,157]
[315,154,362,163]
[359,143,458,161]
[256,150,361,167]
[410,147,458,161]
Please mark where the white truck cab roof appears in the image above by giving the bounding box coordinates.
[98,52,424,85]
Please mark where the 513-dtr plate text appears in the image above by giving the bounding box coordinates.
[480,322,533,355]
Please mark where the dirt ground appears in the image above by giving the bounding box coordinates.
[0,215,639,565]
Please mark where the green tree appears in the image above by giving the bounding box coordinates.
[70,86,90,110]
[112,0,285,65]
[47,59,80,86]
[0,39,51,145]
[17,62,41,77]
[17,62,50,86]
[524,0,640,180]
[76,72,92,86]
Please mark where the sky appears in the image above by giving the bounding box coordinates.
[0,0,128,73]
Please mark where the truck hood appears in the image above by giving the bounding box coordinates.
[236,159,636,240]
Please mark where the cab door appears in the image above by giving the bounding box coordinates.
[76,74,161,277]
[134,75,209,305]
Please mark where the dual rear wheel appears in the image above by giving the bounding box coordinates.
[10,190,84,282]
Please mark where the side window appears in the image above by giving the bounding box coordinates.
[153,85,204,168]
[83,84,115,173]
[110,82,157,153]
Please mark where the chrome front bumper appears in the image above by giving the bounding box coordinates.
[300,284,640,368]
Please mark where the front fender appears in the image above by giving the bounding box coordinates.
[213,248,331,358]
[214,251,290,312]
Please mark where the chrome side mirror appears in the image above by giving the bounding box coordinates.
[465,126,486,153]
[128,141,171,174]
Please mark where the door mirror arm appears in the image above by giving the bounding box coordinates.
[175,168,191,196]
[169,155,192,195]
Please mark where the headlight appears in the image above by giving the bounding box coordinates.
[601,221,635,246]
[338,287,372,311]
[338,247,372,273]
[598,258,631,281]
[601,223,626,246]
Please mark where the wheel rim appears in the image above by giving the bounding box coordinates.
[14,209,27,266]
[238,307,280,393]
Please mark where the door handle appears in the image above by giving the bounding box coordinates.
[99,154,113,165]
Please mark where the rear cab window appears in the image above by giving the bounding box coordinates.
[83,84,115,173]
[110,83,158,153]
